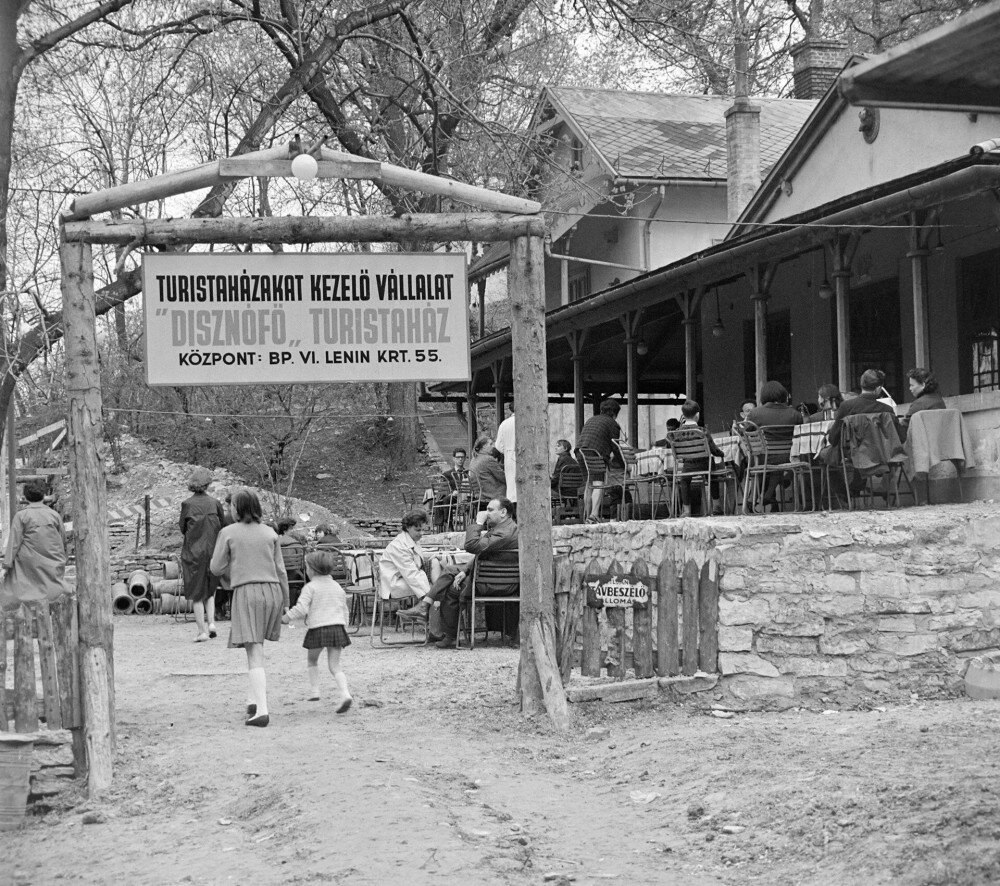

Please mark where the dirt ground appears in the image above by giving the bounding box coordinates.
[7,615,1000,886]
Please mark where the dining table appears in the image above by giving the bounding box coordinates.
[790,420,834,460]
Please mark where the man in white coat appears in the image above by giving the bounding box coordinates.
[491,403,517,512]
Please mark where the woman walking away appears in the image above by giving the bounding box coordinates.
[210,489,288,727]
[1,481,68,610]
[179,467,225,641]
[282,551,352,712]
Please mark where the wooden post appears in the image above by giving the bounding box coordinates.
[606,560,626,680]
[568,331,588,437]
[656,559,680,677]
[465,381,478,455]
[621,312,643,445]
[476,279,486,340]
[35,602,62,729]
[829,235,860,395]
[908,210,935,369]
[492,359,505,425]
[681,559,700,676]
[144,495,151,547]
[61,237,114,796]
[581,557,603,677]
[747,265,776,398]
[509,233,567,729]
[13,604,37,732]
[0,612,7,729]
[632,559,654,679]
[698,560,719,673]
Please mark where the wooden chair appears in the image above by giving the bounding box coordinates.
[313,542,348,581]
[738,425,809,513]
[551,462,584,524]
[613,440,659,519]
[838,413,916,510]
[280,541,307,606]
[665,428,734,516]
[342,550,378,634]
[574,447,623,522]
[430,474,458,531]
[458,555,520,650]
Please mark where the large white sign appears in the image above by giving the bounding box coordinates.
[142,253,470,385]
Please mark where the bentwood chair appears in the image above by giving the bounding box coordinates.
[575,447,623,522]
[280,541,307,606]
[551,462,584,524]
[665,428,735,516]
[457,555,521,650]
[430,474,458,531]
[613,440,658,520]
[738,425,809,513]
[838,413,916,510]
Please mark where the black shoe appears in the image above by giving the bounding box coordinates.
[246,704,256,717]
[435,637,456,649]
[245,713,269,727]
[336,697,353,714]
[426,633,444,644]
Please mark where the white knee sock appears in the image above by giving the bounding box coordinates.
[248,667,268,716]
[307,665,320,699]
[333,671,351,700]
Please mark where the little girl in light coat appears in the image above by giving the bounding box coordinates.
[282,550,352,712]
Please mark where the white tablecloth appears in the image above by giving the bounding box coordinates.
[790,421,833,459]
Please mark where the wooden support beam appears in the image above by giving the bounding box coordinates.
[509,233,567,728]
[908,209,938,369]
[620,312,643,445]
[61,238,114,797]
[567,330,589,437]
[829,234,861,394]
[466,379,478,455]
[747,265,776,397]
[218,156,380,180]
[491,359,506,424]
[321,148,542,214]
[62,213,545,245]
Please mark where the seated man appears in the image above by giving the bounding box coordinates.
[432,447,468,530]
[468,434,506,509]
[674,399,724,517]
[400,497,518,648]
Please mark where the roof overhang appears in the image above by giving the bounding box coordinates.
[448,154,1000,390]
[838,1,1000,112]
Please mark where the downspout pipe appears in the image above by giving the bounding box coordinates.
[642,185,665,273]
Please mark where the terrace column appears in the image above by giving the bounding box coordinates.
[747,265,776,397]
[491,358,506,424]
[830,234,860,394]
[466,378,478,454]
[680,289,703,400]
[621,311,643,445]
[567,330,588,436]
[908,210,937,368]
[477,278,486,339]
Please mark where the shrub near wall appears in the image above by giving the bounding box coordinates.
[551,507,1000,709]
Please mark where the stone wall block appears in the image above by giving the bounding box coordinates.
[718,625,753,652]
[876,633,939,656]
[756,635,818,655]
[851,653,903,673]
[877,616,917,633]
[809,595,866,617]
[719,652,780,677]
[723,674,795,701]
[858,572,912,596]
[945,627,1000,653]
[815,573,859,594]
[866,596,932,615]
[956,590,1000,610]
[782,529,854,552]
[928,611,985,631]
[718,596,772,626]
[830,552,894,573]
[967,516,1000,551]
[718,569,747,591]
[780,656,849,677]
[720,543,781,568]
[819,634,870,655]
[768,616,826,636]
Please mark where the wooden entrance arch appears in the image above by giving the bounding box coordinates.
[59,145,568,795]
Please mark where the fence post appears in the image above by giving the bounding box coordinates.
[13,605,37,732]
[682,560,700,676]
[581,558,603,677]
[0,613,7,730]
[145,495,151,547]
[632,559,654,679]
[657,559,680,677]
[698,560,720,673]
[35,602,62,729]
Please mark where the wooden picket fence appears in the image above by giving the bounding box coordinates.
[552,556,719,682]
[0,596,81,733]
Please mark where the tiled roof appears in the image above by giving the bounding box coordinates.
[548,87,816,179]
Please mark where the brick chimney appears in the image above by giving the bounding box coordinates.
[725,41,760,224]
[789,38,849,99]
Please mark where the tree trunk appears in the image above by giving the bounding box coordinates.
[387,382,419,468]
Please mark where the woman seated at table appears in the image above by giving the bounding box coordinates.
[746,381,803,432]
[469,434,506,509]
[809,384,843,422]
[902,368,945,429]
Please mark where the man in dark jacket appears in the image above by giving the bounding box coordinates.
[434,497,518,648]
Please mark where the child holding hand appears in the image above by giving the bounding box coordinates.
[282,550,352,712]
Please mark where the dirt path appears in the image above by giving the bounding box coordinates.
[8,616,1000,885]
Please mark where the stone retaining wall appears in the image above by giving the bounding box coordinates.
[437,505,1000,708]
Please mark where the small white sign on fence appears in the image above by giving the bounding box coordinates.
[593,578,650,608]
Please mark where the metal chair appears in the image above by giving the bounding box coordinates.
[738,425,809,513]
[280,541,307,606]
[665,428,735,516]
[370,550,429,646]
[613,440,659,519]
[551,462,584,524]
[458,555,520,650]
[342,549,378,634]
[838,413,916,509]
[574,446,623,522]
[430,474,458,531]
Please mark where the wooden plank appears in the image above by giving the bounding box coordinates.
[657,559,680,677]
[17,418,67,447]
[0,612,8,730]
[52,596,77,731]
[698,560,720,674]
[632,559,654,679]
[581,557,603,677]
[606,560,626,681]
[567,677,659,704]
[681,559,700,676]
[218,156,381,180]
[36,602,62,729]
[13,604,38,731]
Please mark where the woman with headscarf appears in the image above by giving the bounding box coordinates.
[210,488,288,727]
[179,466,226,642]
